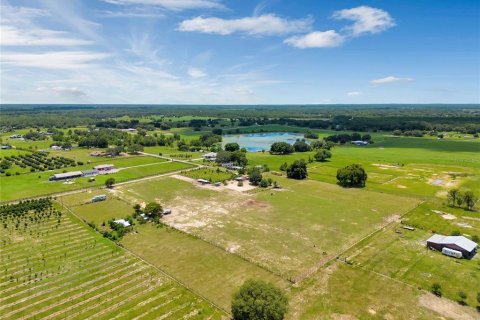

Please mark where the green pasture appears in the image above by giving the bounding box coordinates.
[121,224,288,311]
[343,201,480,307]
[181,168,235,182]
[113,175,419,279]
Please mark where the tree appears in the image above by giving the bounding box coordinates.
[286,159,308,180]
[279,162,288,172]
[231,279,288,320]
[127,144,144,154]
[133,204,142,215]
[293,139,311,152]
[105,177,115,188]
[225,142,240,152]
[447,189,460,207]
[144,202,163,218]
[260,179,269,188]
[304,131,318,139]
[431,283,442,297]
[336,164,367,187]
[463,191,476,210]
[270,142,294,155]
[314,149,332,162]
[249,169,262,186]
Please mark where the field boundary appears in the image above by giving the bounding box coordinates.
[292,200,425,283]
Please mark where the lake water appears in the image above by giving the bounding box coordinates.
[222,132,305,152]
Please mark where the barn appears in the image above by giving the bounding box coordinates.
[426,234,477,258]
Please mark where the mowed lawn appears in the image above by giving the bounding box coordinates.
[121,224,288,311]
[343,202,480,307]
[114,175,420,279]
[0,156,193,202]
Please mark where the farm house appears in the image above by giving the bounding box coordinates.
[426,234,477,258]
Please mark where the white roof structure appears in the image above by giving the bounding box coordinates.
[94,164,115,170]
[202,152,217,158]
[52,171,83,179]
[427,234,477,252]
[114,219,131,227]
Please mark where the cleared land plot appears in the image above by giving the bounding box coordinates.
[114,175,419,279]
[288,262,460,320]
[180,168,235,183]
[121,224,288,311]
[0,157,193,202]
[0,203,225,319]
[342,202,480,308]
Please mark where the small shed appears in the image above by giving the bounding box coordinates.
[49,171,83,181]
[163,209,172,215]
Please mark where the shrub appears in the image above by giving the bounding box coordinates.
[431,283,442,297]
[337,164,367,188]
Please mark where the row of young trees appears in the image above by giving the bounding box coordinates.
[447,189,477,210]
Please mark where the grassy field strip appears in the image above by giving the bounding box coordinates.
[76,277,161,320]
[40,271,157,320]
[5,264,148,319]
[0,246,110,283]
[0,254,127,303]
[108,285,177,320]
[132,294,185,320]
[1,234,99,265]
[293,201,425,283]
[1,260,143,314]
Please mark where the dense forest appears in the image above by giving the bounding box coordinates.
[1,104,479,134]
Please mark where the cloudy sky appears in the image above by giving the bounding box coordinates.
[1,0,479,104]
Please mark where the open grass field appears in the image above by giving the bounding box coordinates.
[0,156,193,202]
[0,201,225,319]
[181,168,235,182]
[341,201,480,307]
[121,224,288,311]
[105,175,419,280]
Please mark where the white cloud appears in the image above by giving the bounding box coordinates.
[347,91,363,96]
[370,76,413,85]
[0,25,92,46]
[103,0,224,11]
[188,67,207,78]
[178,14,312,36]
[284,30,344,48]
[333,6,395,36]
[37,86,87,97]
[1,51,110,69]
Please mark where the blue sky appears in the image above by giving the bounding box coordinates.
[1,0,479,104]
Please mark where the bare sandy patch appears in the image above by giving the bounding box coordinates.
[432,210,457,220]
[418,293,479,320]
[397,185,407,189]
[224,180,256,192]
[227,243,240,253]
[372,163,400,169]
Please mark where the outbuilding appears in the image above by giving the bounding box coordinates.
[202,152,217,161]
[94,164,115,172]
[82,169,99,177]
[426,234,477,258]
[49,171,83,181]
[113,219,131,227]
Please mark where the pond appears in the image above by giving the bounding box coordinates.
[222,132,305,152]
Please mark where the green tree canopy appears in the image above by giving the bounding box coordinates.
[314,149,332,162]
[249,168,262,186]
[293,139,311,152]
[231,279,288,320]
[270,142,294,155]
[105,177,115,188]
[286,159,308,180]
[336,164,367,187]
[225,142,240,152]
[144,202,163,217]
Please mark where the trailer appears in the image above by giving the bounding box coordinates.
[92,195,107,202]
[441,247,463,259]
